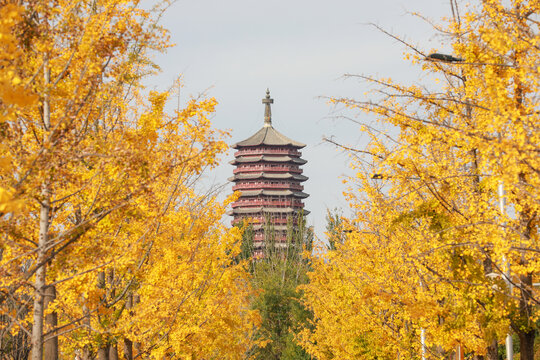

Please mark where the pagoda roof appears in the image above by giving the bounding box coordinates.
[230,155,307,165]
[237,189,309,198]
[232,125,305,149]
[228,172,308,182]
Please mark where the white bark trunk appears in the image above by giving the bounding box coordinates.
[31,191,50,360]
[31,55,51,360]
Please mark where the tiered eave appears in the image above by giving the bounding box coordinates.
[229,90,309,255]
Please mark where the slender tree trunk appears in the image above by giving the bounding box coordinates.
[133,295,141,358]
[515,175,536,360]
[31,54,51,360]
[81,346,92,360]
[43,285,58,360]
[31,184,50,360]
[482,256,499,360]
[485,339,498,360]
[97,345,109,360]
[123,339,133,360]
[107,269,115,299]
[517,272,535,360]
[123,294,133,360]
[109,345,118,360]
[518,327,535,360]
[133,342,142,359]
[96,271,109,360]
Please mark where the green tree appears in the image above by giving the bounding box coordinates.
[243,213,313,360]
[325,208,345,251]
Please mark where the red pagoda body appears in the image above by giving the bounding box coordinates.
[229,90,309,256]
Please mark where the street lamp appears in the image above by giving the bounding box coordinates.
[426,53,464,63]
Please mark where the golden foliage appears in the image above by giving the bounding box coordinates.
[0,0,258,358]
[301,0,539,359]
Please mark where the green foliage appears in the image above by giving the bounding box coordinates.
[325,208,344,251]
[242,213,313,359]
[251,260,311,360]
[237,223,255,265]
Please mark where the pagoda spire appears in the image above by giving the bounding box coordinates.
[262,88,273,127]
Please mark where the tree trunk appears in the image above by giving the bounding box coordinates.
[482,256,498,360]
[519,328,535,360]
[31,52,51,360]
[123,339,133,360]
[107,269,115,299]
[133,295,141,358]
[133,342,142,359]
[43,285,58,360]
[485,339,498,360]
[97,345,109,360]
[31,189,50,360]
[515,178,536,360]
[81,346,92,360]
[109,345,118,360]
[123,294,133,360]
[517,273,535,360]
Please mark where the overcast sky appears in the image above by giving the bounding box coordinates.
[149,0,455,240]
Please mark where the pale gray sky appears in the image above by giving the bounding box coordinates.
[149,0,454,240]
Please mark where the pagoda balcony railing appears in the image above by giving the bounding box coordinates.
[233,166,301,174]
[232,183,303,191]
[232,217,293,225]
[232,200,304,208]
[234,148,301,157]
[254,234,288,242]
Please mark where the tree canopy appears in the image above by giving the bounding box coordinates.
[300,0,539,359]
[0,0,258,358]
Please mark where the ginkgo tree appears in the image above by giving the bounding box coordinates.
[301,0,539,359]
[0,0,259,359]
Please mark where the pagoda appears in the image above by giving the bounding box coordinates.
[229,90,309,256]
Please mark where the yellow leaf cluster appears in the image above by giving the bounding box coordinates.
[301,1,539,359]
[0,0,258,358]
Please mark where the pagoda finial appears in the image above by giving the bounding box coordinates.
[262,88,273,127]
